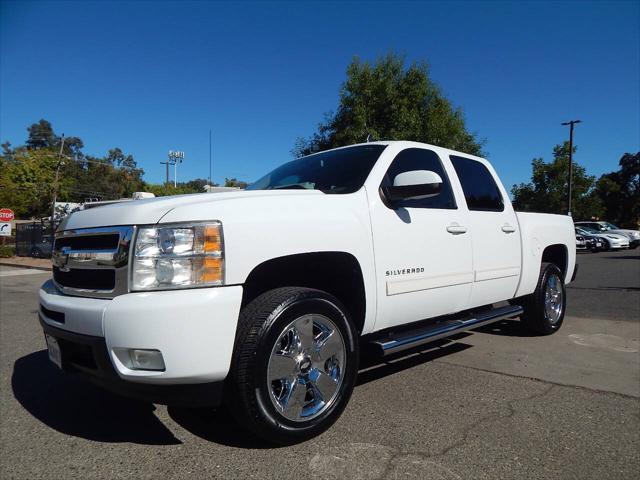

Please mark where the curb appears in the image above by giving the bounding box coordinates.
[0,261,51,272]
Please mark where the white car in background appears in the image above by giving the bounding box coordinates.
[575,221,639,249]
[575,226,629,250]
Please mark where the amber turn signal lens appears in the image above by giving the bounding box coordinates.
[204,225,222,252]
[202,257,222,283]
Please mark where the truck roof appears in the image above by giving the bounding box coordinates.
[306,140,488,164]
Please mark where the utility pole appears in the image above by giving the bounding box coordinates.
[561,119,582,217]
[160,161,170,184]
[51,134,66,235]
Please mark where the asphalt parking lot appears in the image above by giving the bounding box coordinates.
[1,249,639,479]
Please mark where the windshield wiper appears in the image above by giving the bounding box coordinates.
[272,184,310,190]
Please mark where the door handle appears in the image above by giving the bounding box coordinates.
[446,224,468,235]
[501,224,516,233]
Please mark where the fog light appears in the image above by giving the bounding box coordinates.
[114,348,165,371]
[131,349,165,371]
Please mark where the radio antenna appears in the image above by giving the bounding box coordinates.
[209,129,212,188]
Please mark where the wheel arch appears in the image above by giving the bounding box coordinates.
[541,244,568,278]
[240,252,368,334]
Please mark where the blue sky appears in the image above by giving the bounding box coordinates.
[1,0,638,192]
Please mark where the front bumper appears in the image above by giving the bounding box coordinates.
[38,280,243,403]
[39,318,225,406]
[610,241,629,249]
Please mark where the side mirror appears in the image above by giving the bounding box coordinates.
[382,170,443,204]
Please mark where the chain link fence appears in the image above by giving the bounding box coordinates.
[15,222,55,258]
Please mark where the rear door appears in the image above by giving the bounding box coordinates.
[369,147,473,330]
[450,156,522,307]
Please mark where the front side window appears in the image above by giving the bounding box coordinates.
[450,156,504,212]
[380,148,457,209]
[247,144,387,194]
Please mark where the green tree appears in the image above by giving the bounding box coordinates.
[25,119,58,149]
[75,153,145,201]
[0,147,64,217]
[595,152,640,228]
[294,53,483,157]
[106,147,136,169]
[25,119,85,159]
[184,178,211,191]
[511,142,603,220]
[1,119,145,217]
[143,178,214,196]
[224,177,248,188]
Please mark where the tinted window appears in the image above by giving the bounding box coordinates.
[381,148,456,209]
[247,144,387,194]
[450,156,504,212]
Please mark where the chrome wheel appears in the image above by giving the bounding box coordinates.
[267,314,346,422]
[544,273,564,324]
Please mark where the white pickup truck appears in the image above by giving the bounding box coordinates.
[39,141,576,443]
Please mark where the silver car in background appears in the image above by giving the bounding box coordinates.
[575,226,629,250]
[575,221,639,249]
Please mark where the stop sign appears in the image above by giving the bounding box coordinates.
[0,208,15,222]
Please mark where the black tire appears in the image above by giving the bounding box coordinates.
[601,239,611,251]
[518,263,566,335]
[226,287,359,444]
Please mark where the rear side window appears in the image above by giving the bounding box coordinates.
[381,148,456,209]
[450,156,504,212]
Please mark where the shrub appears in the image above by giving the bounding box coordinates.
[0,245,16,258]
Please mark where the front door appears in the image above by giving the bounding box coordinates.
[369,147,473,330]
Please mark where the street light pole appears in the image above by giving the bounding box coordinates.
[561,119,582,217]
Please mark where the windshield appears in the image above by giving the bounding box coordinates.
[246,144,387,194]
[603,222,619,230]
[577,226,597,234]
[578,222,606,231]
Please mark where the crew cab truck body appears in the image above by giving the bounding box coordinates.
[39,141,576,443]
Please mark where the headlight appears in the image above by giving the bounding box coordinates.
[131,222,224,291]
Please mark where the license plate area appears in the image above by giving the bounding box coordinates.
[45,334,62,369]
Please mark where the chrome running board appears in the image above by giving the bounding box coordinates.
[370,304,524,356]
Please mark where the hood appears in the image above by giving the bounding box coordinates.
[60,190,324,230]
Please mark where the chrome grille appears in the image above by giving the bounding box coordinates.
[52,226,134,298]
